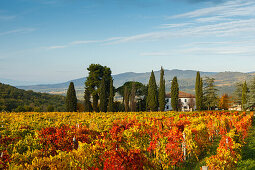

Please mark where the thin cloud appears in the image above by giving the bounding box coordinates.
[0,28,35,36]
[159,23,193,29]
[169,0,255,19]
[47,46,67,49]
[47,37,124,50]
[0,15,16,20]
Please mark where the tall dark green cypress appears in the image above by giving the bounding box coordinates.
[158,67,166,111]
[200,77,203,109]
[195,72,203,110]
[147,70,158,111]
[84,87,92,112]
[130,82,136,112]
[66,82,77,112]
[171,76,179,111]
[107,77,114,112]
[124,86,129,112]
[92,94,99,112]
[99,77,107,112]
[242,81,248,111]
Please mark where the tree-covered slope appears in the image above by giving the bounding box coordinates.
[0,83,66,112]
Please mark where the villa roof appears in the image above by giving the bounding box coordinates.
[165,91,195,98]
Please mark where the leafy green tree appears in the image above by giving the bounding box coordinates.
[113,101,125,112]
[130,82,136,112]
[116,81,146,97]
[107,77,114,112]
[195,72,203,110]
[124,86,129,112]
[85,64,112,112]
[242,81,248,111]
[84,87,92,112]
[233,82,243,105]
[158,67,166,111]
[99,77,107,112]
[248,77,255,110]
[66,82,77,112]
[47,105,54,112]
[203,77,218,110]
[171,76,179,111]
[146,71,158,111]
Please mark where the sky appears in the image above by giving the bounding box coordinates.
[0,0,255,84]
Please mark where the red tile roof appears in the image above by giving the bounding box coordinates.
[166,91,195,98]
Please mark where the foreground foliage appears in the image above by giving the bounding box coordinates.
[0,111,253,169]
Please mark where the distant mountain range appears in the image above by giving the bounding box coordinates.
[15,69,255,100]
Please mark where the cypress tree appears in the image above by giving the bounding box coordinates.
[99,77,107,112]
[124,86,129,112]
[107,77,114,112]
[171,76,179,111]
[66,82,77,112]
[84,87,92,112]
[242,81,248,111]
[147,70,158,111]
[92,94,99,112]
[200,77,203,109]
[158,67,166,111]
[130,82,136,112]
[195,72,203,110]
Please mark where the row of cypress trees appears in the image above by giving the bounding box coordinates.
[66,65,204,112]
[146,67,180,111]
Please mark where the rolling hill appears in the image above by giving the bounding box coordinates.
[0,83,66,112]
[16,69,255,100]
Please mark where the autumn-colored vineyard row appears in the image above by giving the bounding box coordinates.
[0,111,253,169]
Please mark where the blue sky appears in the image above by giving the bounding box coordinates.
[0,0,255,84]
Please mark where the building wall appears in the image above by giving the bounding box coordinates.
[165,97,196,111]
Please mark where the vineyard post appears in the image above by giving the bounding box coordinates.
[202,166,208,170]
[182,132,186,161]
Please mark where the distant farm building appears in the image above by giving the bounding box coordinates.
[165,91,196,111]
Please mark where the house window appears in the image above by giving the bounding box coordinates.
[185,99,187,102]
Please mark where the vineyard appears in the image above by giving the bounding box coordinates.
[0,111,253,169]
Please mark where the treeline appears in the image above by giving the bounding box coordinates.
[65,64,255,112]
[0,83,66,112]
[66,65,185,112]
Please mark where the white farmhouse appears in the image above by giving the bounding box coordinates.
[165,91,196,111]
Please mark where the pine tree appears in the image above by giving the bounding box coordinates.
[147,70,158,111]
[195,72,203,110]
[84,87,92,112]
[107,77,114,112]
[99,77,107,112]
[171,76,179,111]
[130,82,136,112]
[158,67,166,111]
[85,64,112,112]
[204,77,218,110]
[66,82,77,112]
[248,77,255,110]
[233,82,243,105]
[124,86,129,112]
[242,81,248,111]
